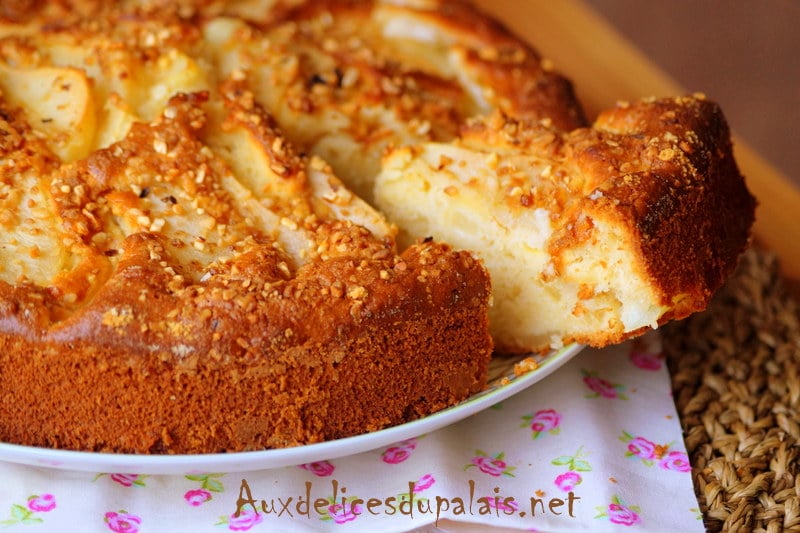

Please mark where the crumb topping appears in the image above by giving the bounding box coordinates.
[0,1,499,353]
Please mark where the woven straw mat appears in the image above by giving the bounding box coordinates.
[664,248,800,532]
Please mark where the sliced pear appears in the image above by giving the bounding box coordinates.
[0,65,95,162]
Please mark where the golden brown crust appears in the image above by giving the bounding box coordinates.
[576,96,756,323]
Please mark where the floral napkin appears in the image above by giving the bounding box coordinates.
[0,332,702,532]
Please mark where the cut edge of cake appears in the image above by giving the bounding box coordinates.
[374,95,756,353]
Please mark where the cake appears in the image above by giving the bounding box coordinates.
[0,1,507,453]
[375,96,756,352]
[0,0,755,453]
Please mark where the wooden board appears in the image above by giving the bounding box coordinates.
[474,0,800,289]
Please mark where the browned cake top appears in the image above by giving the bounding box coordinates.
[0,0,586,202]
[0,1,514,363]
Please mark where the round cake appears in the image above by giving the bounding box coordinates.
[0,0,754,454]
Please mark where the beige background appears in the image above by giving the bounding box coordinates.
[585,0,799,188]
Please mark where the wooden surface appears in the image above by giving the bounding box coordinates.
[474,0,800,289]
[583,0,800,192]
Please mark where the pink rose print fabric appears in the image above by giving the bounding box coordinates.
[111,474,144,487]
[625,435,658,460]
[184,473,224,507]
[465,450,516,477]
[485,493,519,514]
[104,510,142,532]
[619,431,691,472]
[660,450,692,472]
[413,473,436,492]
[396,473,436,504]
[552,447,591,491]
[319,498,362,525]
[629,349,663,371]
[382,438,418,464]
[582,369,629,399]
[521,408,562,439]
[554,471,582,492]
[184,489,212,507]
[0,494,57,526]
[629,338,664,370]
[299,460,335,477]
[94,473,146,487]
[28,494,56,513]
[595,495,642,526]
[391,473,437,510]
[217,509,264,531]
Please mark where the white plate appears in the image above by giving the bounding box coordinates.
[0,344,583,475]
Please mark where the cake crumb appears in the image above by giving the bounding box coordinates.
[514,357,539,376]
[102,306,135,328]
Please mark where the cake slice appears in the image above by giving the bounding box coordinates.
[375,95,756,353]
